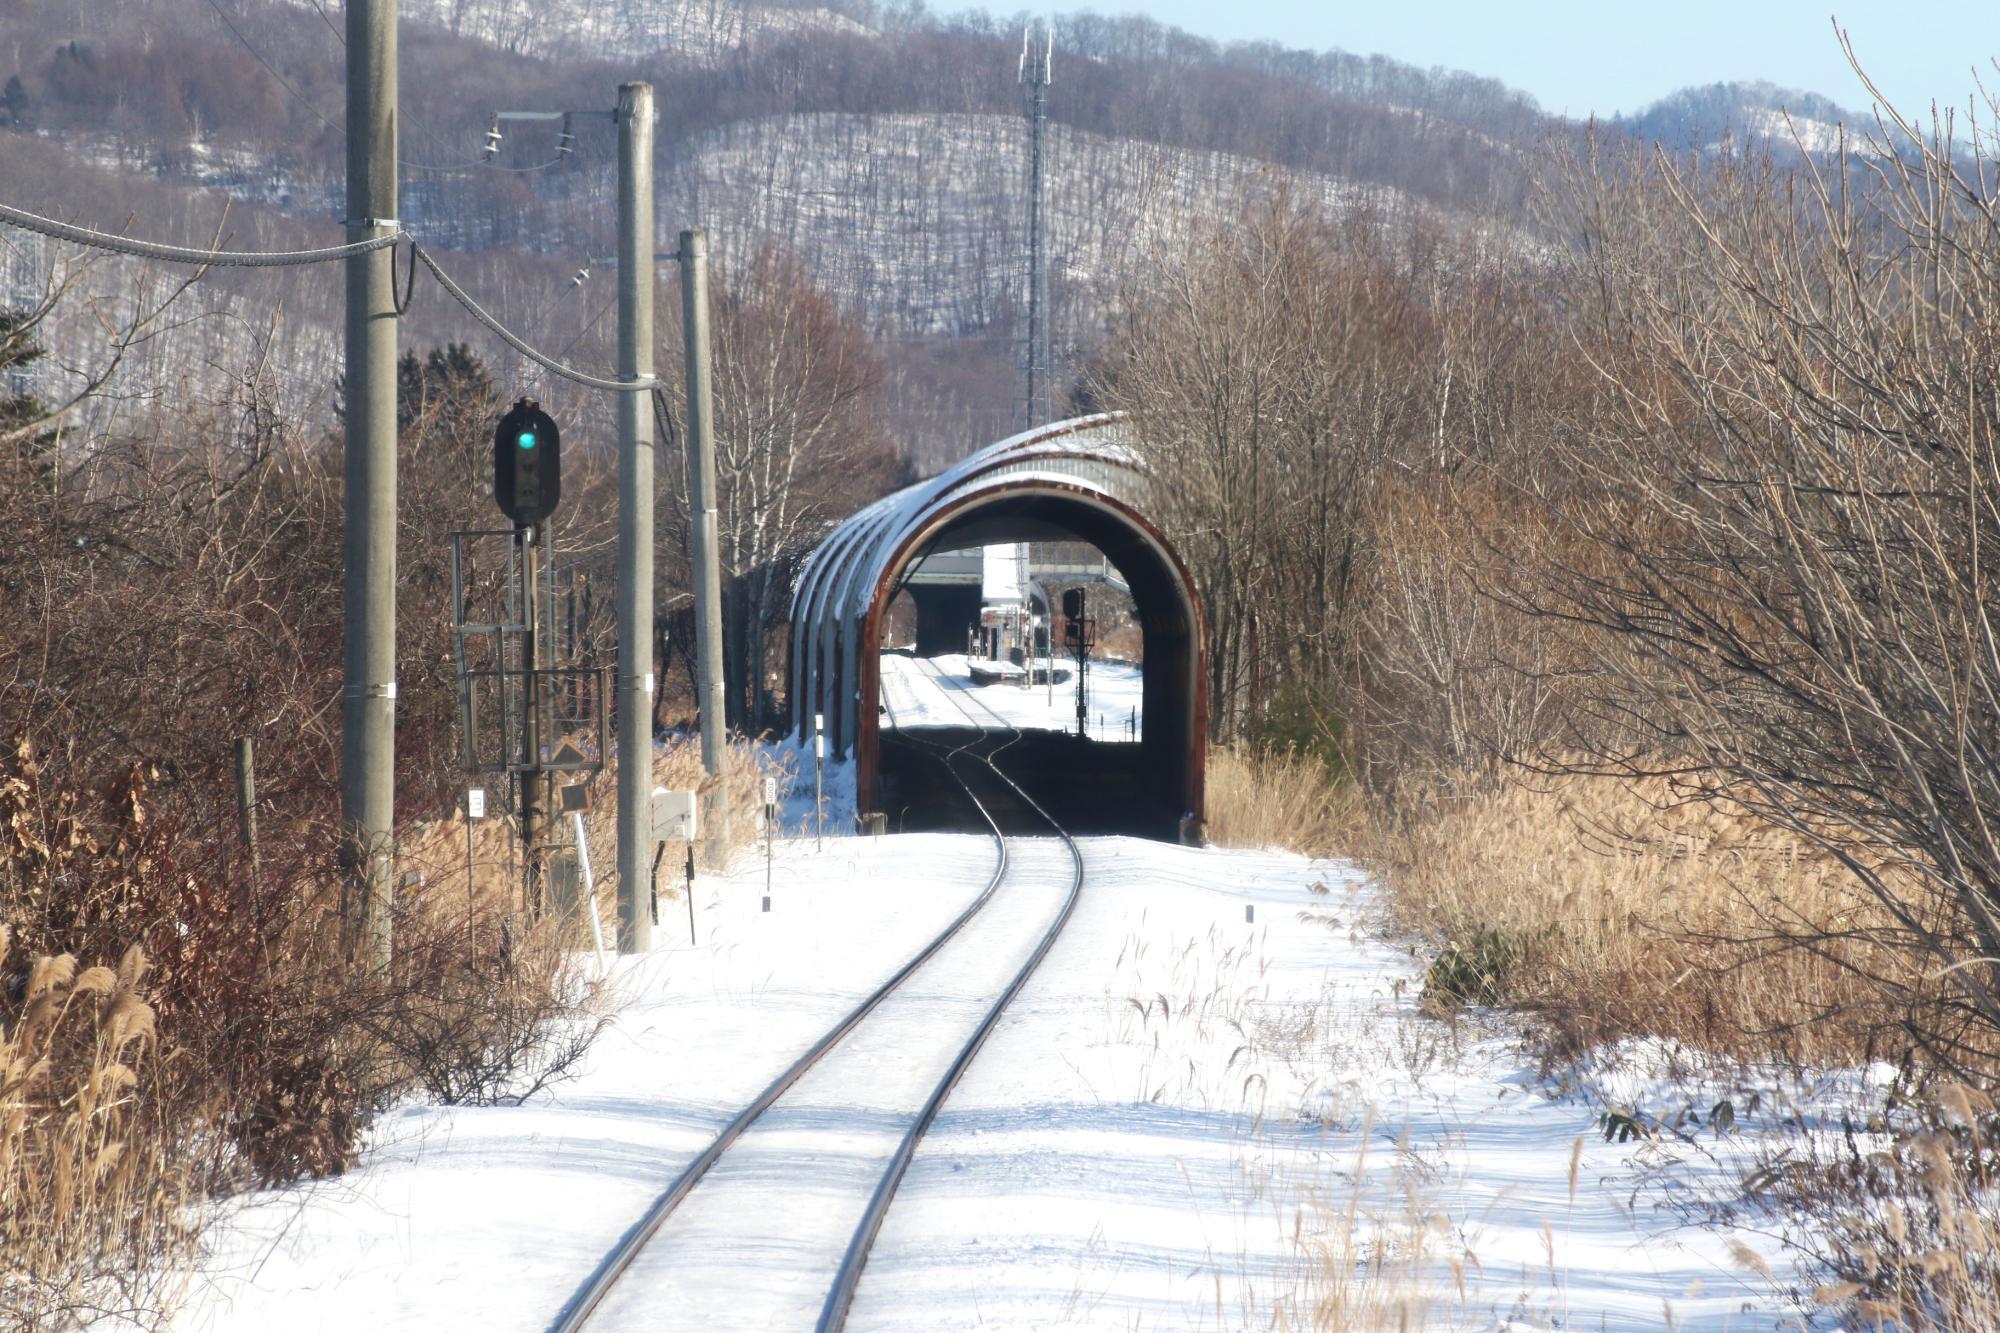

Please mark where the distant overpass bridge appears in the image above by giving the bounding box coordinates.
[902,548,1130,592]
[895,546,1129,656]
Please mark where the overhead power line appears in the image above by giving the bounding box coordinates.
[409,244,656,393]
[0,200,399,267]
[0,202,649,393]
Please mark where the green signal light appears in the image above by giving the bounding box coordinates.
[517,431,537,449]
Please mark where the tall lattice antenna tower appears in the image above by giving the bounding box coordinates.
[1019,21,1054,428]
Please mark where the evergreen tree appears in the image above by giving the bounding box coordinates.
[2,76,30,128]
[397,342,493,432]
[0,308,54,486]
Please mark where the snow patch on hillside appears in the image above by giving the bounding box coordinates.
[1738,105,1848,154]
[671,111,1412,337]
[329,0,870,61]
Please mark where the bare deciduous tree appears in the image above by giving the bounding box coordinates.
[1518,103,2000,1069]
[656,244,894,731]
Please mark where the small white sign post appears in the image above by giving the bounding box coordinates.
[464,787,485,952]
[762,775,778,912]
[813,712,826,850]
[652,788,698,945]
[571,811,608,969]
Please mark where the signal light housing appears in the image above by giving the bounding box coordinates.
[494,398,562,527]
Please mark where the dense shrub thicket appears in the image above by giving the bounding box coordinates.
[0,281,609,1324]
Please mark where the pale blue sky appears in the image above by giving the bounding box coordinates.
[1043,2,1994,120]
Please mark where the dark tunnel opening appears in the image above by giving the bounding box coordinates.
[863,488,1204,842]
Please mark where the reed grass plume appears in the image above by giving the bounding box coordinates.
[1206,746,1357,859]
[1363,766,1939,1069]
[1,929,194,1330]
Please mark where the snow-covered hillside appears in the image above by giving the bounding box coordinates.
[1614,80,1871,156]
[668,112,1408,337]
[298,0,870,61]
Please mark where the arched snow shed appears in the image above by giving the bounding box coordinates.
[789,414,1207,838]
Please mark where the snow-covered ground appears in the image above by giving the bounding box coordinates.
[175,832,1806,1332]
[882,652,1144,739]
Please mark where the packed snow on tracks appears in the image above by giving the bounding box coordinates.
[176,832,1804,1332]
[881,651,1144,738]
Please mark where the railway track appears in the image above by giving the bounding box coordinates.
[549,655,1082,1332]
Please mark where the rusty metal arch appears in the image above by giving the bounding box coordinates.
[788,414,1208,828]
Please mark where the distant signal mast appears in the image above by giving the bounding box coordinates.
[1019,21,1054,428]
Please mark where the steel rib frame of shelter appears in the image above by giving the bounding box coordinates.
[790,413,1208,841]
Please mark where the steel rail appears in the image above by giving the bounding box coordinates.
[546,678,1009,1333]
[816,658,1086,1331]
[552,654,1083,1333]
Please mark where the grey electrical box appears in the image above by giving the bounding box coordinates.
[652,787,696,843]
[546,849,580,919]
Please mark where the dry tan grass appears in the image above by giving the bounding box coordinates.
[1207,744,1939,1068]
[1,930,194,1330]
[1205,746,1359,859]
[1,734,629,1328]
[1361,769,1930,1068]
[1212,750,2000,1318]
[398,737,790,949]
[1775,1082,2000,1331]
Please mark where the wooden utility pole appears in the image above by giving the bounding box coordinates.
[233,735,260,879]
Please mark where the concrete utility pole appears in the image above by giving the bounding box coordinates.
[614,83,656,952]
[1020,23,1053,428]
[342,0,398,969]
[680,228,729,865]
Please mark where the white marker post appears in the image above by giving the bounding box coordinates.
[465,787,485,952]
[762,774,777,911]
[813,712,825,850]
[572,810,608,969]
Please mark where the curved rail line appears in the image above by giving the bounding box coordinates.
[816,658,1085,1330]
[549,654,1083,1333]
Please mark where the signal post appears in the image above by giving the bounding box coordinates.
[484,88,660,951]
[494,399,562,907]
